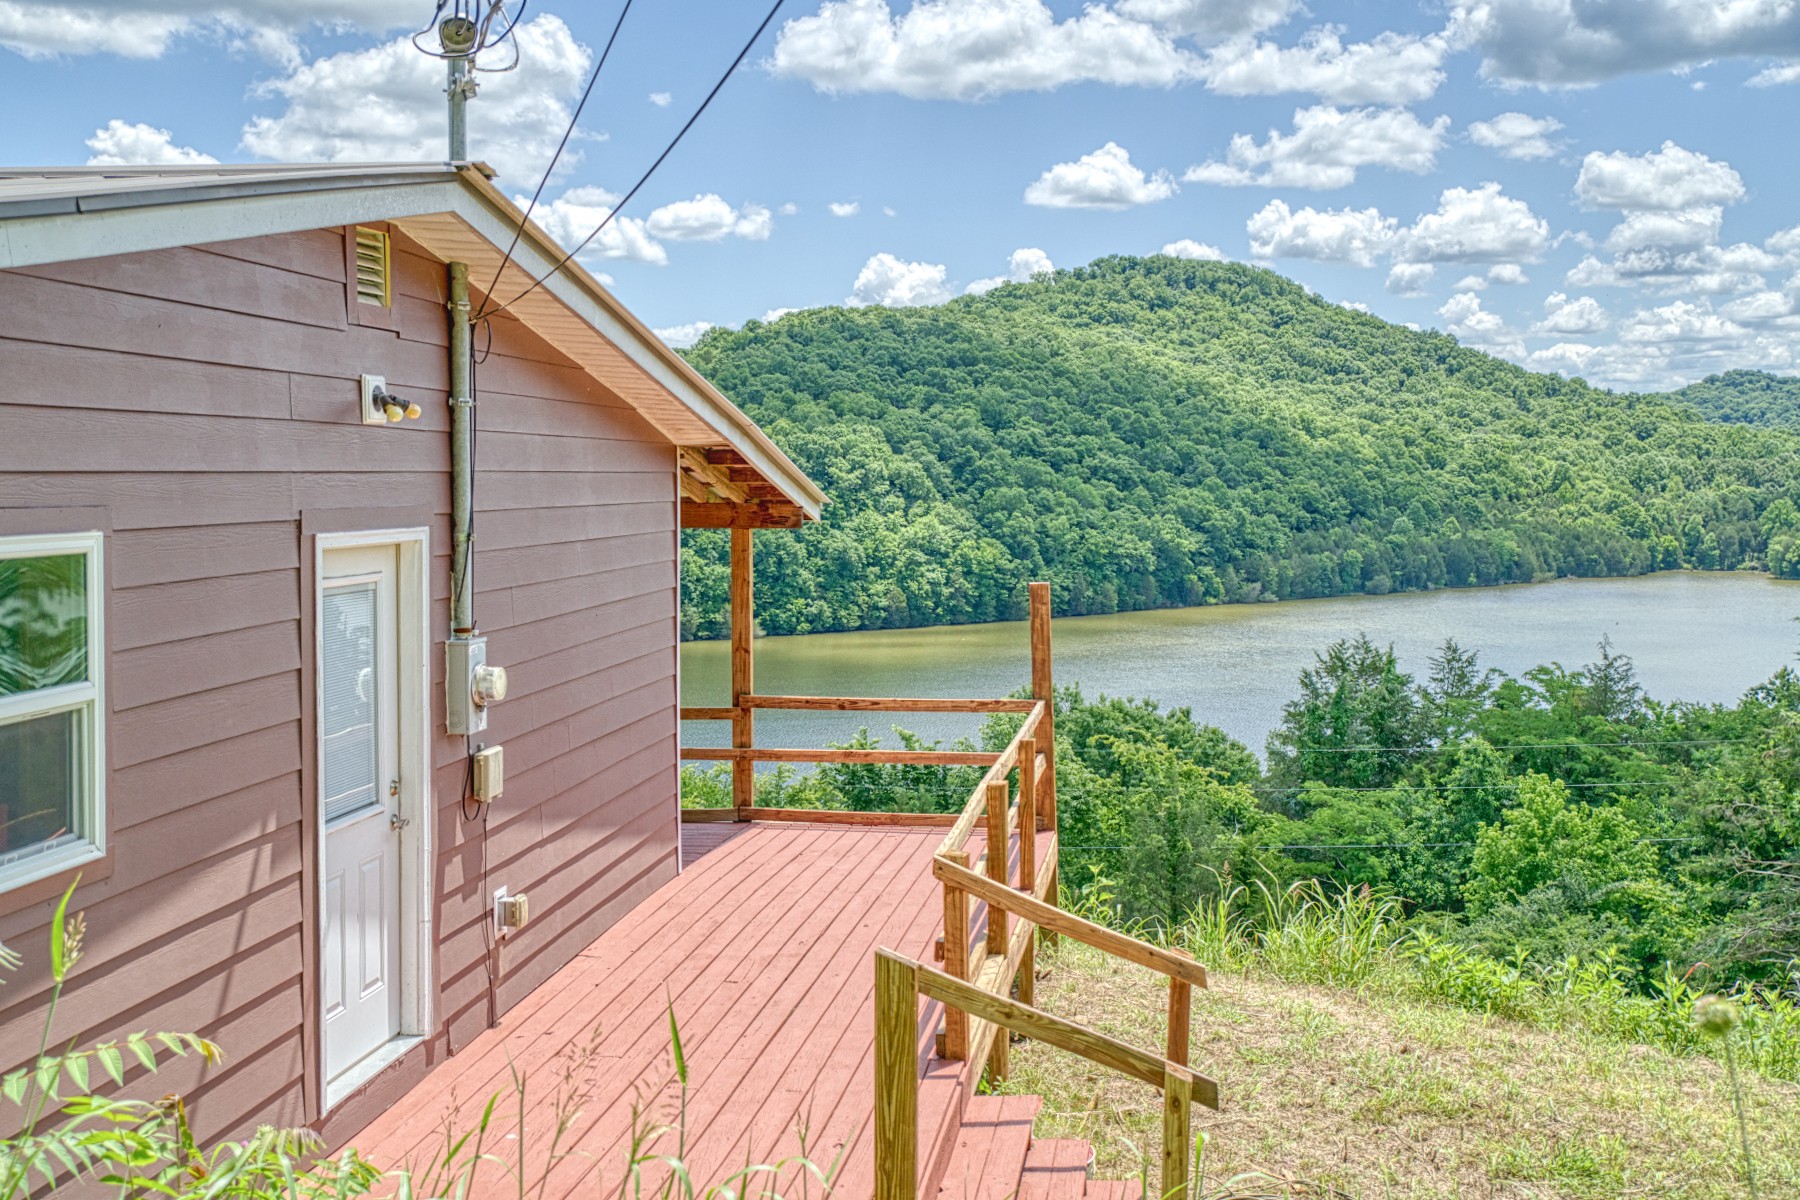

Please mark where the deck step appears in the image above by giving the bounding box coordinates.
[1017,1137,1091,1199]
[1081,1180,1142,1199]
[934,1093,1041,1200]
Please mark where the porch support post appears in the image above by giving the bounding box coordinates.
[730,527,755,820]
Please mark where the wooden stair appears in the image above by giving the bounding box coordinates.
[931,1093,1141,1200]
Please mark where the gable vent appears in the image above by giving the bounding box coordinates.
[353,227,391,307]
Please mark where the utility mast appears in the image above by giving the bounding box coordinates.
[413,1,524,162]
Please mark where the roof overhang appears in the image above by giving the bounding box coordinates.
[0,163,824,525]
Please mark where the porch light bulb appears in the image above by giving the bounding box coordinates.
[404,401,423,420]
[384,401,406,422]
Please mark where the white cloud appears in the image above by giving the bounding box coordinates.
[1535,291,1610,334]
[1604,206,1725,251]
[1193,27,1452,104]
[1452,0,1800,86]
[1386,262,1435,295]
[772,0,1198,100]
[1767,224,1800,259]
[1437,291,1522,356]
[1246,199,1396,267]
[1340,299,1372,312]
[1453,274,1488,292]
[1114,0,1297,41]
[1749,61,1800,86]
[847,252,953,307]
[1024,142,1175,209]
[883,206,898,217]
[1721,290,1795,322]
[1466,112,1563,160]
[778,202,799,216]
[649,91,672,106]
[1183,105,1448,189]
[1162,238,1225,260]
[1575,142,1745,211]
[1619,299,1747,343]
[84,119,217,165]
[645,194,773,242]
[1397,182,1549,264]
[241,14,591,186]
[966,246,1055,294]
[761,306,800,323]
[655,321,716,347]
[526,186,667,266]
[1566,242,1780,294]
[0,0,416,64]
[829,201,861,217]
[1488,263,1529,285]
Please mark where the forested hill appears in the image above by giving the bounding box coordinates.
[1664,368,1800,431]
[679,256,1800,638]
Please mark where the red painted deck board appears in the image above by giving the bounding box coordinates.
[346,822,981,1197]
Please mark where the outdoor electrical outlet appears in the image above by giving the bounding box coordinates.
[494,888,529,937]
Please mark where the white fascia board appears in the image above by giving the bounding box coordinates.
[0,180,466,270]
[443,192,824,518]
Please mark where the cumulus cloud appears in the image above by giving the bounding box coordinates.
[1720,290,1795,322]
[1438,291,1522,356]
[1488,263,1529,285]
[1386,262,1435,295]
[1113,0,1297,41]
[1748,61,1800,86]
[829,201,861,217]
[526,186,667,267]
[241,14,590,185]
[1162,238,1226,260]
[1183,105,1448,189]
[655,321,716,348]
[1575,142,1745,211]
[847,252,953,306]
[1024,142,1175,209]
[649,91,672,106]
[645,194,773,242]
[966,246,1055,294]
[1453,274,1488,292]
[85,119,217,165]
[1567,242,1780,294]
[1619,298,1747,344]
[1605,206,1725,251]
[1535,291,1610,334]
[1452,0,1800,86]
[1246,199,1396,267]
[1193,27,1452,104]
[1396,182,1549,264]
[772,0,1198,100]
[0,0,416,64]
[1467,112,1563,160]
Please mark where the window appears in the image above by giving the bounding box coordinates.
[0,532,105,889]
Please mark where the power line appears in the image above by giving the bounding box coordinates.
[1292,737,1745,754]
[479,0,636,308]
[481,0,788,320]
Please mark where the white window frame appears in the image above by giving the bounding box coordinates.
[0,530,106,891]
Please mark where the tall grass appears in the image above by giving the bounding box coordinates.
[1143,878,1800,1086]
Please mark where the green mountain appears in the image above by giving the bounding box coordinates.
[1664,367,1800,431]
[679,256,1800,638]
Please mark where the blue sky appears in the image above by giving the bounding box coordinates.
[5,0,1800,391]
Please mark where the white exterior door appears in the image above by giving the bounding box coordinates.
[319,544,403,1087]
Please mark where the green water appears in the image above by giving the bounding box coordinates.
[681,572,1800,758]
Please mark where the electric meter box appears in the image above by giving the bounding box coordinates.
[447,635,489,735]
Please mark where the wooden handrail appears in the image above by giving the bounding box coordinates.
[681,747,999,766]
[679,706,737,721]
[741,695,1040,713]
[932,855,1210,989]
[937,700,1045,855]
[875,949,1218,1200]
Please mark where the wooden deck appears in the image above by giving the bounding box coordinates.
[347,822,981,1197]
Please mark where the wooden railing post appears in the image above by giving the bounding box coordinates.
[1017,737,1038,1008]
[984,779,1011,1081]
[1028,584,1058,926]
[874,951,919,1200]
[940,849,971,1061]
[729,527,754,820]
[1161,1063,1195,1200]
[1166,948,1192,1067]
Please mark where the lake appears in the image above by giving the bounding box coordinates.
[681,571,1800,758]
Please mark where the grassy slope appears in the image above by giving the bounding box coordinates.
[1007,941,1798,1199]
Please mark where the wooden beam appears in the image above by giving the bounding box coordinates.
[1029,583,1057,831]
[730,527,754,819]
[743,695,1039,713]
[679,445,751,503]
[678,807,739,823]
[681,747,1000,766]
[681,501,806,529]
[934,855,1211,989]
[1166,948,1193,1068]
[679,706,736,721]
[873,951,919,1200]
[727,807,957,828]
[1163,1064,1197,1200]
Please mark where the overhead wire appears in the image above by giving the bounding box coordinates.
[479,0,637,308]
[479,0,788,321]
